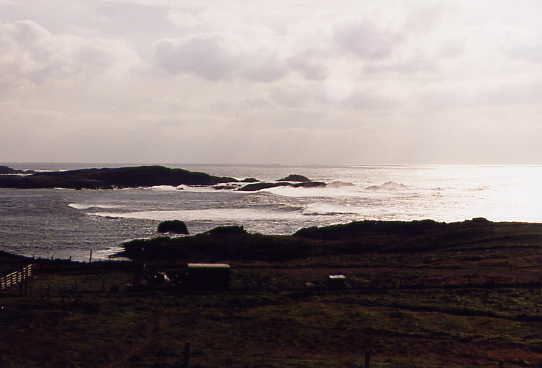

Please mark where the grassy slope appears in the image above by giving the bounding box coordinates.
[1,220,542,367]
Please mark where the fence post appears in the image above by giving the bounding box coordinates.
[364,351,371,368]
[89,249,93,263]
[182,342,191,368]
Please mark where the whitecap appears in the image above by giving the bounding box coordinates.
[262,185,362,198]
[365,181,408,191]
[302,203,360,216]
[68,203,124,210]
[148,185,180,191]
[92,208,304,222]
[327,181,356,188]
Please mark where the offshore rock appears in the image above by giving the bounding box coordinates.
[238,181,326,192]
[277,174,311,182]
[157,220,189,234]
[238,182,290,191]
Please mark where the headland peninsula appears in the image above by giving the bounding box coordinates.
[0,165,325,191]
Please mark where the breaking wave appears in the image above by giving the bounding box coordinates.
[92,208,303,222]
[302,203,361,216]
[365,181,408,191]
[68,203,124,210]
[327,181,356,188]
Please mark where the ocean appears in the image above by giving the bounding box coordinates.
[1,163,542,261]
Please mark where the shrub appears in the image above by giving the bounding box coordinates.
[157,220,189,234]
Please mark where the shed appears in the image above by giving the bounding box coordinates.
[327,274,347,289]
[184,263,231,290]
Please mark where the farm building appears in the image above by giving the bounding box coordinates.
[327,274,347,289]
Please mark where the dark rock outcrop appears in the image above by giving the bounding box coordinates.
[213,184,240,190]
[240,178,259,183]
[277,174,311,182]
[238,181,326,192]
[0,165,238,189]
[0,166,34,175]
[238,182,290,191]
[157,220,189,234]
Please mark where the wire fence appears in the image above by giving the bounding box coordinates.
[0,264,33,295]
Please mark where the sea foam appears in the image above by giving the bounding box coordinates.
[92,208,303,222]
[68,203,124,210]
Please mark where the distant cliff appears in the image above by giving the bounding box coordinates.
[0,165,237,189]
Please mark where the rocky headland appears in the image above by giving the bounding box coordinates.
[0,165,238,189]
[0,165,327,191]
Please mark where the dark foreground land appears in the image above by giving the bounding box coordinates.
[2,219,542,367]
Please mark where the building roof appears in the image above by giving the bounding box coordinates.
[187,263,231,269]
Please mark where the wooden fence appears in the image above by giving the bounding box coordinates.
[0,264,33,294]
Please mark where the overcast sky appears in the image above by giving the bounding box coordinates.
[2,0,542,165]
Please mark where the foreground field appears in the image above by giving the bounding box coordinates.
[1,219,542,367]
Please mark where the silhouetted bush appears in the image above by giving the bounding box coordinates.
[207,225,247,236]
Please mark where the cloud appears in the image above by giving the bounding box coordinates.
[0,20,59,88]
[4,1,542,164]
[343,90,398,111]
[364,53,437,75]
[97,1,175,36]
[240,52,288,82]
[0,19,140,93]
[507,41,542,63]
[287,51,329,81]
[153,36,290,83]
[153,36,237,81]
[334,21,403,60]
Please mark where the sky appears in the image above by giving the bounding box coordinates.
[2,0,542,165]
